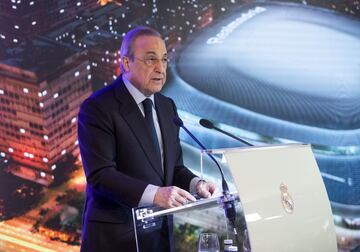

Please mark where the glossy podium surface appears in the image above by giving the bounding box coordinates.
[223,144,337,252]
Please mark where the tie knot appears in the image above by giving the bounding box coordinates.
[143,98,153,113]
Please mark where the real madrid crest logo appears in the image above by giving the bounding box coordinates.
[280,183,294,214]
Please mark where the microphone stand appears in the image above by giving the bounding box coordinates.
[173,117,237,228]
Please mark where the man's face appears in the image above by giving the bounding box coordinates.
[123,35,167,96]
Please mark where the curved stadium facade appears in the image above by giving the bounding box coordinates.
[164,2,360,219]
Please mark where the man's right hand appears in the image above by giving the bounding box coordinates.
[154,186,196,208]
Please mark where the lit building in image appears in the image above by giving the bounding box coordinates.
[44,1,151,91]
[0,37,92,185]
[0,0,99,47]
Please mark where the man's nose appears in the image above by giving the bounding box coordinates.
[154,59,166,72]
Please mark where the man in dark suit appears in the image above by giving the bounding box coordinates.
[78,26,217,252]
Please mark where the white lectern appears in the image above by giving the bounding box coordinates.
[132,144,337,252]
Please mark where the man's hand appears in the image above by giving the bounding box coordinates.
[196,180,218,198]
[154,186,196,208]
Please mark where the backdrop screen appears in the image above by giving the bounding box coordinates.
[0,0,359,251]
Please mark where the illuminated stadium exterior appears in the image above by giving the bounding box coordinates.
[164,2,360,220]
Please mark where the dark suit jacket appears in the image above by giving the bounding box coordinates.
[78,76,196,252]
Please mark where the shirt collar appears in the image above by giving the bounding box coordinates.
[122,75,155,106]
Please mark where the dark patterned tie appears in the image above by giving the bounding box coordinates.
[143,98,161,163]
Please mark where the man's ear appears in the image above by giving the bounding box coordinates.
[121,56,130,72]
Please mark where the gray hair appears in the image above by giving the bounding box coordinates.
[120,26,162,73]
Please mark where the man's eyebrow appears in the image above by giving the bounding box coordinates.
[145,52,168,57]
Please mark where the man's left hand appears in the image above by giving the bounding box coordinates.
[196,180,218,198]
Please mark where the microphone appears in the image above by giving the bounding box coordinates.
[173,116,236,226]
[173,117,229,192]
[199,118,253,146]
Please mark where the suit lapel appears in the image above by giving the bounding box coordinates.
[114,77,164,181]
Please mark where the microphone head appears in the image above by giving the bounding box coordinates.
[173,116,184,127]
[199,118,214,129]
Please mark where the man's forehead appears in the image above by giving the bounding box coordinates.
[133,35,166,53]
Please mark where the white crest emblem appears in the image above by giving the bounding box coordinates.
[280,183,294,214]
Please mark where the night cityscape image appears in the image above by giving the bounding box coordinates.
[0,0,360,251]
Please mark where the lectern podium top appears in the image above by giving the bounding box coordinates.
[202,143,309,154]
